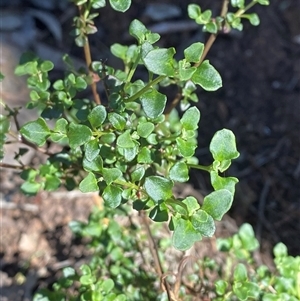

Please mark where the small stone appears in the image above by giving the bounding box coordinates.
[19,232,40,254]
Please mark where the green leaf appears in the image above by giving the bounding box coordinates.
[204,21,218,34]
[118,146,138,161]
[178,60,197,81]
[273,242,288,258]
[172,219,202,250]
[256,0,269,5]
[20,168,38,181]
[91,0,106,9]
[88,105,107,128]
[137,147,153,163]
[0,115,10,133]
[75,77,87,90]
[149,206,169,222]
[166,198,188,216]
[44,175,60,191]
[21,181,42,195]
[85,139,100,161]
[202,189,233,221]
[231,0,245,8]
[20,118,50,146]
[146,133,158,145]
[117,130,136,148]
[244,13,260,26]
[108,112,126,130]
[144,176,173,203]
[176,137,197,157]
[140,89,167,119]
[234,263,248,282]
[169,162,189,182]
[215,280,228,296]
[68,123,92,149]
[79,173,99,192]
[103,168,122,185]
[100,132,116,144]
[54,118,68,134]
[209,129,240,167]
[191,210,215,237]
[191,60,222,91]
[131,166,145,182]
[83,156,103,172]
[80,274,95,286]
[231,17,243,31]
[103,185,123,208]
[180,107,200,130]
[188,4,201,19]
[137,122,155,138]
[109,0,131,12]
[0,72,4,81]
[199,10,212,23]
[111,43,128,60]
[129,19,148,43]
[210,171,239,194]
[143,48,176,76]
[62,267,76,278]
[40,61,54,72]
[182,196,200,215]
[184,42,204,63]
[101,279,114,294]
[238,223,259,251]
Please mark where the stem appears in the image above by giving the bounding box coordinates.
[125,75,166,103]
[195,0,229,68]
[0,163,27,170]
[78,6,101,105]
[195,33,217,67]
[113,179,139,190]
[126,53,142,83]
[140,212,173,300]
[235,1,257,17]
[188,163,212,172]
[164,90,182,116]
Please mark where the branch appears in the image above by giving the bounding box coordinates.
[78,6,101,105]
[195,0,229,67]
[140,212,173,300]
[0,162,27,170]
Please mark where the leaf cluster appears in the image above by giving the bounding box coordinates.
[34,212,300,300]
[1,0,270,252]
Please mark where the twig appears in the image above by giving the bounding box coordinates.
[195,0,229,67]
[78,5,101,105]
[165,90,182,116]
[173,256,197,298]
[140,211,173,300]
[166,0,230,114]
[0,162,26,170]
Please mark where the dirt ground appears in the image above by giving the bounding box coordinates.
[0,0,299,300]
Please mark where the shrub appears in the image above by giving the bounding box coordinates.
[3,1,297,300]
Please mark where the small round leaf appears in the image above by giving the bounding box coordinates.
[20,118,50,146]
[202,189,233,221]
[68,123,92,149]
[144,176,173,203]
[191,60,222,91]
[79,173,99,193]
[140,89,167,119]
[169,162,189,182]
[103,185,123,208]
[109,0,131,12]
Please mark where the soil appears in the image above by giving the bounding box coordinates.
[0,0,299,300]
